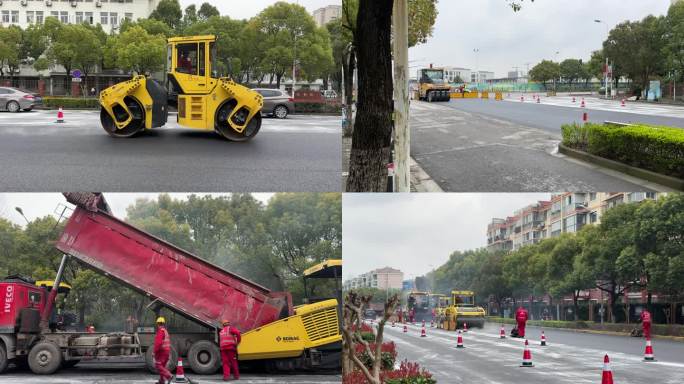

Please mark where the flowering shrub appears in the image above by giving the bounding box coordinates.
[342,359,435,384]
[354,342,397,370]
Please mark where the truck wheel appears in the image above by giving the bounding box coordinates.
[145,346,178,374]
[187,340,220,374]
[28,341,62,375]
[0,344,8,373]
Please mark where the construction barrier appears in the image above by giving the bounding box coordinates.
[463,92,478,99]
[450,92,463,99]
[495,92,503,101]
[481,91,490,99]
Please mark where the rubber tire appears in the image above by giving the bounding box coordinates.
[0,344,8,374]
[273,105,289,119]
[28,341,62,375]
[23,108,33,112]
[145,346,178,374]
[6,101,20,113]
[187,340,220,375]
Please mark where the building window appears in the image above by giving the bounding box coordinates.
[75,12,84,24]
[1,11,9,24]
[589,211,598,223]
[85,12,93,24]
[60,11,69,24]
[51,11,60,20]
[36,11,44,24]
[589,192,597,201]
[11,11,19,23]
[101,12,109,25]
[110,12,118,26]
[124,13,133,21]
[27,11,35,24]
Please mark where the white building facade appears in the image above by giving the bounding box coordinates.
[312,4,341,27]
[343,267,404,291]
[443,66,471,84]
[0,0,160,33]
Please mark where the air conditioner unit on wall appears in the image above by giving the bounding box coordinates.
[21,0,28,6]
[46,0,53,7]
[71,1,77,7]
[95,1,102,7]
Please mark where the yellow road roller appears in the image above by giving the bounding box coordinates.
[99,35,264,141]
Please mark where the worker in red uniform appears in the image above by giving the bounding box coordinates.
[515,306,529,338]
[409,308,415,324]
[640,308,652,339]
[219,319,241,381]
[153,316,172,384]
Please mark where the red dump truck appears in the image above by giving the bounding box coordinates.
[0,193,341,375]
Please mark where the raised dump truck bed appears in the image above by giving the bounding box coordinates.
[56,193,291,332]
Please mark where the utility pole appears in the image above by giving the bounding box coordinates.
[392,0,410,192]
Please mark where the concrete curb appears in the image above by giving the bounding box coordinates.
[410,157,444,192]
[486,320,684,342]
[558,144,684,191]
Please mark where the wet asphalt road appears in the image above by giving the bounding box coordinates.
[0,111,341,192]
[382,321,684,384]
[444,96,684,133]
[0,360,340,384]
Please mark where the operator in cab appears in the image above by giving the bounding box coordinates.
[219,319,242,381]
[153,316,173,384]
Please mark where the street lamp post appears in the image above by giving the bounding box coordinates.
[473,49,480,87]
[15,207,29,224]
[595,20,611,99]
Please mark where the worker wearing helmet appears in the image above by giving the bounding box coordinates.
[219,319,241,381]
[153,316,172,384]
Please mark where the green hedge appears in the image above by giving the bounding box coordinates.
[562,122,684,178]
[42,97,100,109]
[294,102,341,114]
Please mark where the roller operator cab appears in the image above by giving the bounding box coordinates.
[415,68,451,102]
[407,291,431,323]
[99,35,264,141]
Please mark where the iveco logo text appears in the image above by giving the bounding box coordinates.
[276,336,300,342]
[4,286,14,313]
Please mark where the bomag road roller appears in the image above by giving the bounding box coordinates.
[99,35,264,141]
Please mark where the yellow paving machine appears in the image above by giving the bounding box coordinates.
[99,35,263,141]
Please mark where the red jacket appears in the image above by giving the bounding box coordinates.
[153,326,171,356]
[219,325,242,350]
[515,308,528,323]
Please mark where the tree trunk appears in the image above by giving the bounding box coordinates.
[346,0,394,192]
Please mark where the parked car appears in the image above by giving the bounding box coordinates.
[253,88,294,119]
[0,87,42,112]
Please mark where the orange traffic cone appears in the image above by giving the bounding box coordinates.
[422,320,426,328]
[430,320,434,328]
[583,112,588,123]
[602,354,614,384]
[572,97,576,103]
[56,107,65,123]
[391,320,395,328]
[420,324,427,337]
[500,325,506,339]
[621,99,626,107]
[463,322,468,333]
[643,338,656,361]
[456,330,465,348]
[172,358,191,383]
[540,331,547,346]
[520,96,525,102]
[403,325,408,333]
[581,98,586,108]
[520,340,534,367]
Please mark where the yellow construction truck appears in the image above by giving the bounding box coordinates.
[443,290,486,330]
[414,67,451,102]
[99,35,263,141]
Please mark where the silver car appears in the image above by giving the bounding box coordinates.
[0,87,42,112]
[253,88,294,119]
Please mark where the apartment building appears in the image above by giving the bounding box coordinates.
[487,192,660,251]
[312,4,341,27]
[0,0,160,33]
[343,267,404,291]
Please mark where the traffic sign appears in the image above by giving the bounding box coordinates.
[72,69,82,78]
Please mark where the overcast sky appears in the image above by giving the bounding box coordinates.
[0,193,273,226]
[179,0,336,20]
[409,0,672,77]
[342,193,552,281]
